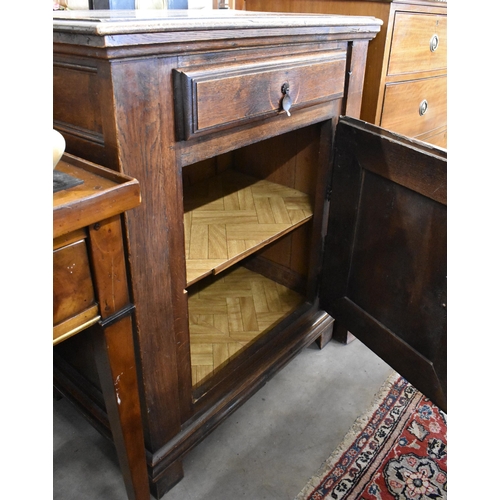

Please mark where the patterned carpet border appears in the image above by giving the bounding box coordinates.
[294,371,447,500]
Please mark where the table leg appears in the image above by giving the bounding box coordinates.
[93,313,150,500]
[89,215,150,500]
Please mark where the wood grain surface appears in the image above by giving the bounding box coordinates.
[184,169,313,286]
[189,266,303,388]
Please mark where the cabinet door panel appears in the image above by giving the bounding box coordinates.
[321,117,446,411]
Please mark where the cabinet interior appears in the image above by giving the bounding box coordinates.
[182,124,322,389]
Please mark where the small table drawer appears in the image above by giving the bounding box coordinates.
[388,12,447,76]
[381,75,446,139]
[174,50,347,140]
[53,237,99,344]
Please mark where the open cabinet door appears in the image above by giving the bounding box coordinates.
[320,117,447,411]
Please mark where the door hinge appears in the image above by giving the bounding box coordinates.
[326,184,333,202]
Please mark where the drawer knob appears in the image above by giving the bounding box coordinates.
[281,83,292,117]
[430,34,439,52]
[419,99,428,116]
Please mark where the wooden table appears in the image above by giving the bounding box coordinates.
[53,153,150,500]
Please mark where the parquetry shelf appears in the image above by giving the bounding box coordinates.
[184,169,313,285]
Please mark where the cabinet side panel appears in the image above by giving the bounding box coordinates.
[107,57,187,449]
[53,58,107,162]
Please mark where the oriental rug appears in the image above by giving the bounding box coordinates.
[295,372,447,500]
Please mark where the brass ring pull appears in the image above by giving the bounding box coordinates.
[419,99,428,116]
[281,83,292,117]
[430,34,439,52]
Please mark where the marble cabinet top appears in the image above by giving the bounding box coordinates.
[53,8,383,36]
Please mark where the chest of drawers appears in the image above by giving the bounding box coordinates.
[243,0,447,148]
[53,10,446,498]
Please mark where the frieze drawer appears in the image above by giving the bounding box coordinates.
[173,49,347,140]
[53,234,99,344]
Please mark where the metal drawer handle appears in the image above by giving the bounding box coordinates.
[430,34,439,52]
[281,82,292,117]
[419,99,428,116]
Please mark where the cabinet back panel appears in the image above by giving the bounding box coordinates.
[182,155,233,187]
[252,223,312,289]
[234,124,320,196]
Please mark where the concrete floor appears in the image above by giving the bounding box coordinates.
[53,338,394,500]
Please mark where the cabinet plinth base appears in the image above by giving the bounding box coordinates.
[332,319,357,344]
[150,460,184,500]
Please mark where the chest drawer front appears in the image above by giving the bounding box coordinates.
[53,238,98,340]
[174,50,347,140]
[381,75,446,139]
[388,12,447,76]
[418,126,447,149]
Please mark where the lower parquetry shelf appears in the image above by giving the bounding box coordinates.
[189,266,304,388]
[184,169,313,286]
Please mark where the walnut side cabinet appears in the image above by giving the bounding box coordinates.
[53,10,446,499]
[243,0,447,148]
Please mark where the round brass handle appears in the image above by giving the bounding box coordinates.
[419,99,428,116]
[430,34,439,52]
